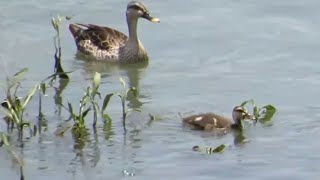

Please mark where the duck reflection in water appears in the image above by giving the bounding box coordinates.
[74,53,149,110]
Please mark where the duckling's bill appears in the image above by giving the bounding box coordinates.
[244,113,257,122]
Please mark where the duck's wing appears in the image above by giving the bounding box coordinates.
[69,23,128,52]
[182,113,217,130]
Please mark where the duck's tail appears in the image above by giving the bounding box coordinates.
[69,23,83,39]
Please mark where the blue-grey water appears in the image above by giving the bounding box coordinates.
[1,0,320,179]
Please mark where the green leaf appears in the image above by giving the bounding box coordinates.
[126,87,138,98]
[85,86,91,94]
[95,92,101,99]
[102,93,114,113]
[211,144,226,153]
[240,99,260,119]
[240,99,255,107]
[22,85,37,109]
[51,17,57,29]
[253,106,259,119]
[1,133,9,146]
[21,122,30,127]
[91,101,101,112]
[81,107,91,118]
[119,77,126,87]
[192,144,226,154]
[0,133,24,166]
[40,83,46,94]
[41,71,73,83]
[258,105,277,123]
[92,72,101,93]
[8,68,29,89]
[65,16,73,20]
[116,92,124,99]
[67,102,74,115]
[0,108,12,119]
[13,68,29,78]
[102,113,113,123]
[81,90,90,105]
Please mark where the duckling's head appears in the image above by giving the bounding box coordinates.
[126,1,160,23]
[232,106,256,124]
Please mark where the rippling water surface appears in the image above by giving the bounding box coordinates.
[1,0,320,179]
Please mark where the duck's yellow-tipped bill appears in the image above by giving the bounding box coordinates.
[143,13,160,23]
[150,17,160,23]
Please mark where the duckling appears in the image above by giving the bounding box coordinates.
[182,106,256,131]
[69,1,160,63]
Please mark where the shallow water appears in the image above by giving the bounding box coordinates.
[1,0,320,179]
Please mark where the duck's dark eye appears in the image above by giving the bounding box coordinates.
[128,5,144,11]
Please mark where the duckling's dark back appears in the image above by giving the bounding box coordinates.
[182,113,232,130]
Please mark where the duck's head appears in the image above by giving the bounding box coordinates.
[126,1,160,23]
[232,106,256,124]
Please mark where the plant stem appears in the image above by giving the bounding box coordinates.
[121,98,127,133]
[20,166,24,180]
[38,91,43,134]
[92,104,98,128]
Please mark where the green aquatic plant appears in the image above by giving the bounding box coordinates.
[50,15,72,119]
[240,99,276,125]
[51,15,91,132]
[101,77,139,132]
[0,68,71,136]
[0,133,23,166]
[0,133,24,180]
[51,15,72,79]
[0,69,38,180]
[192,144,226,154]
[90,72,102,126]
[66,72,102,129]
[52,73,140,135]
[1,68,37,140]
[36,72,72,135]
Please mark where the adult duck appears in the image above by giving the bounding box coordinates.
[69,1,160,63]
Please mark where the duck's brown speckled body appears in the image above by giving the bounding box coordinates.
[69,1,160,63]
[182,106,255,131]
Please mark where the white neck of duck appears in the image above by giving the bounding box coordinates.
[124,15,148,61]
[127,15,139,43]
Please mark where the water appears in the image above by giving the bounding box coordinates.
[1,0,320,179]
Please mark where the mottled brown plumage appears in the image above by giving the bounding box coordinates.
[69,23,128,51]
[69,1,160,63]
